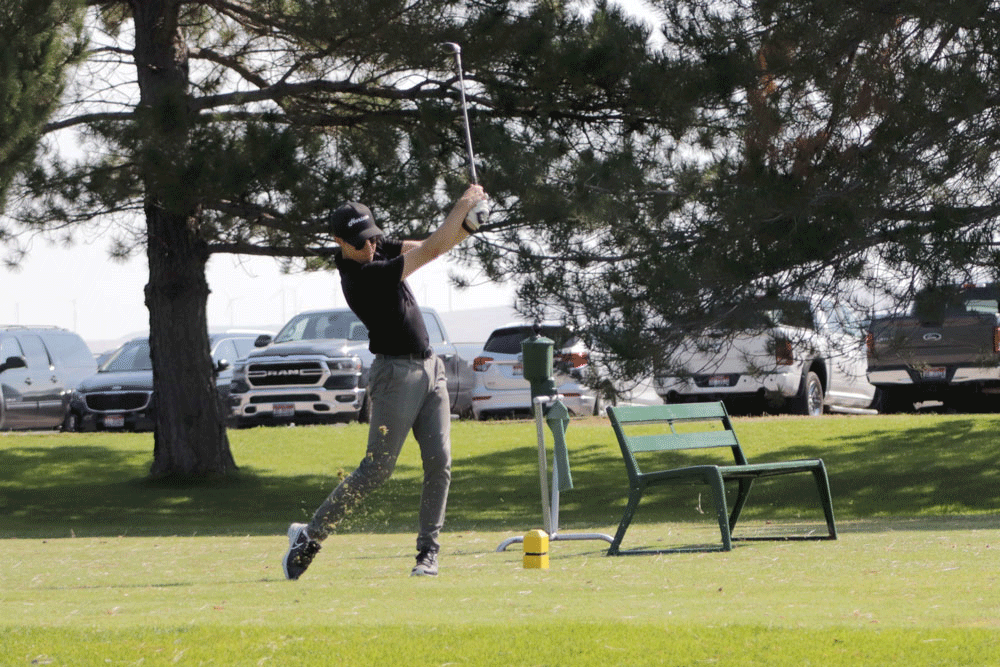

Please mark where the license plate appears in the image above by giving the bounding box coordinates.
[274,403,295,418]
[708,375,730,387]
[921,367,947,380]
[103,414,125,428]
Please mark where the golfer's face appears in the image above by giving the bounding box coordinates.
[340,237,376,263]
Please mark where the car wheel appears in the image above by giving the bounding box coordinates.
[61,411,79,432]
[794,371,824,416]
[357,392,370,423]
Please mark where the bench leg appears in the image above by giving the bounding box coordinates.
[607,486,644,555]
[811,465,838,539]
[728,478,754,534]
[704,470,733,551]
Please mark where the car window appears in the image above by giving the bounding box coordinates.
[275,311,363,342]
[714,300,815,330]
[213,340,237,363]
[43,332,94,369]
[232,338,257,360]
[964,298,999,314]
[484,328,529,354]
[348,322,369,341]
[539,326,576,349]
[422,312,445,345]
[913,285,1000,319]
[0,336,24,363]
[101,340,153,372]
[19,334,53,370]
[484,326,575,354]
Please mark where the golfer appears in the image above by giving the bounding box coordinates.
[283,184,489,579]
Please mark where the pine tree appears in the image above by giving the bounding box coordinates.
[0,0,84,212]
[5,0,679,475]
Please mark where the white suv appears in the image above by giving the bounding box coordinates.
[470,323,599,419]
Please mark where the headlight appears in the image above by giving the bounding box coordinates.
[328,357,361,371]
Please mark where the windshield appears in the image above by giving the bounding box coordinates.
[484,326,577,354]
[709,299,815,330]
[100,339,152,372]
[913,285,1000,320]
[274,311,368,343]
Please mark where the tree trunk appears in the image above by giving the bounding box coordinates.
[133,0,236,477]
[145,206,235,477]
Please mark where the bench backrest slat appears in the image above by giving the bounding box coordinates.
[608,402,729,423]
[627,430,740,453]
[607,402,749,482]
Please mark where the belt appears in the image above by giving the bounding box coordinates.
[376,349,434,360]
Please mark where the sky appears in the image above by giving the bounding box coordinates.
[2,236,516,350]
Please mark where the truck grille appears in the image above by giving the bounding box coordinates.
[247,361,324,387]
[85,392,151,412]
[249,394,321,404]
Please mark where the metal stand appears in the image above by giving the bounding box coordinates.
[496,395,614,552]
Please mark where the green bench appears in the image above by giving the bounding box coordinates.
[605,402,838,554]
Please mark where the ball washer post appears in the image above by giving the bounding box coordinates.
[496,327,613,555]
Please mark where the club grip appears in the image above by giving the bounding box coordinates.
[463,200,489,233]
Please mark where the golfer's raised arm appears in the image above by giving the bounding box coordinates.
[401,185,486,279]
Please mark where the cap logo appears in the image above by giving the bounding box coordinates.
[346,214,370,229]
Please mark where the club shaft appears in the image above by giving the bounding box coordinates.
[448,47,478,184]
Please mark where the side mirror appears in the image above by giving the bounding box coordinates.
[254,334,272,348]
[214,359,230,375]
[0,355,27,374]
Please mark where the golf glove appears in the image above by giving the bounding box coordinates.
[463,199,489,233]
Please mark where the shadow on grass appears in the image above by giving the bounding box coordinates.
[743,417,1000,519]
[2,415,998,539]
[0,438,625,539]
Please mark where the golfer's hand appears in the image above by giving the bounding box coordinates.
[462,185,489,233]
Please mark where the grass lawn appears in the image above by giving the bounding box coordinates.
[1,413,998,665]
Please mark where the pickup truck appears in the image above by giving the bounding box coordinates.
[866,283,1000,412]
[653,296,877,416]
[227,307,475,427]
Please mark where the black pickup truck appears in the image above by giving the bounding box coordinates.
[866,283,1000,412]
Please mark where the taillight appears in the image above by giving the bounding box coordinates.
[775,338,794,365]
[556,352,589,369]
[473,356,493,372]
[865,332,875,355]
[994,327,1000,354]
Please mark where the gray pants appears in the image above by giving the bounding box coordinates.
[307,354,452,553]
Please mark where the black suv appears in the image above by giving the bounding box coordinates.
[0,326,97,431]
[69,330,270,432]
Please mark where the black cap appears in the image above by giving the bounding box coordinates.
[329,202,383,249]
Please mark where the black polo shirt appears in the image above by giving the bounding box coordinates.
[333,238,430,356]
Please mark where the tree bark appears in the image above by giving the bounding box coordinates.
[132,0,236,477]
[144,206,235,477]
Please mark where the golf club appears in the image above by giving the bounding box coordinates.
[442,42,489,232]
[442,42,478,185]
